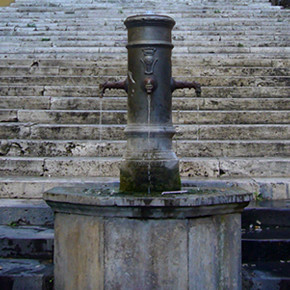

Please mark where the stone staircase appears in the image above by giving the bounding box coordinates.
[0,0,289,201]
[242,199,290,288]
[0,199,54,289]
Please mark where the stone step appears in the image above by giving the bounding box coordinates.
[0,75,288,87]
[1,6,285,15]
[0,40,288,50]
[1,109,288,125]
[0,176,118,198]
[1,85,288,99]
[1,52,288,60]
[0,225,53,259]
[1,34,289,43]
[242,199,290,228]
[0,57,289,68]
[6,1,280,9]
[0,258,53,290]
[3,11,288,18]
[1,139,289,158]
[0,176,289,199]
[242,229,290,263]
[0,198,53,226]
[243,262,290,290]
[2,22,288,32]
[41,97,290,111]
[242,199,290,264]
[3,12,285,19]
[1,22,288,32]
[2,7,286,17]
[5,0,281,6]
[0,156,288,178]
[1,46,290,56]
[1,27,289,37]
[1,96,289,111]
[0,65,289,77]
[2,3,283,10]
[1,123,289,140]
[0,54,288,66]
[0,26,289,35]
[1,17,289,27]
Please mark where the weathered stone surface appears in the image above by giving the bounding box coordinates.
[0,225,53,259]
[104,218,188,289]
[18,110,103,124]
[43,157,120,177]
[180,158,220,178]
[0,157,44,176]
[173,110,290,125]
[188,214,241,289]
[255,178,290,200]
[51,97,127,110]
[0,139,126,157]
[30,124,125,140]
[175,140,290,158]
[1,139,289,158]
[46,186,250,289]
[0,258,53,290]
[0,198,53,226]
[0,96,51,109]
[0,110,17,122]
[219,157,290,178]
[0,176,118,198]
[2,177,288,200]
[0,156,288,179]
[54,213,104,290]
[1,75,289,87]
[198,125,290,140]
[2,96,289,112]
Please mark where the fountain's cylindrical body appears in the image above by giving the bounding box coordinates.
[120,15,181,192]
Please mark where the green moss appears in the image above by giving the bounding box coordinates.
[8,221,18,227]
[120,161,181,194]
[27,22,36,28]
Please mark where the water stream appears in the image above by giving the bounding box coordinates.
[99,97,103,141]
[147,93,151,194]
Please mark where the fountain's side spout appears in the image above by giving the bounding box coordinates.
[99,79,128,98]
[171,78,201,97]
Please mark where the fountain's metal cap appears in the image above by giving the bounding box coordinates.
[124,14,175,29]
[125,14,175,49]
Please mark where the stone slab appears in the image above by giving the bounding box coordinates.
[188,214,241,289]
[242,262,290,289]
[0,198,53,225]
[44,184,252,219]
[0,258,53,290]
[0,225,53,259]
[47,183,250,289]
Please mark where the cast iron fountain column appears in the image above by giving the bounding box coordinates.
[101,15,201,193]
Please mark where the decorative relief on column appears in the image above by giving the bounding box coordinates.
[141,48,158,75]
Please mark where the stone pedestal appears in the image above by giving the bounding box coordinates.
[44,185,251,290]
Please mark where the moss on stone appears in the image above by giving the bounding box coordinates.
[120,160,181,194]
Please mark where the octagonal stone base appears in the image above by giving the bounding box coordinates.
[44,184,252,290]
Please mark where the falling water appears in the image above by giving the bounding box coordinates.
[99,96,103,141]
[147,93,151,194]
